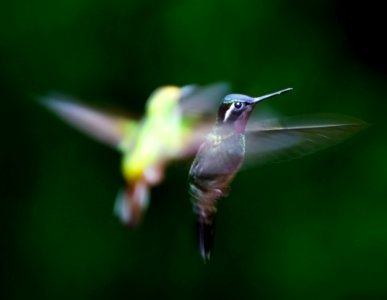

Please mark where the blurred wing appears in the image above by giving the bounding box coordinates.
[180,82,230,116]
[176,82,230,159]
[244,114,368,166]
[177,122,214,159]
[42,93,138,149]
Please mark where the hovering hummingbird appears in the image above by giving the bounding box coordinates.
[189,88,367,261]
[43,83,229,226]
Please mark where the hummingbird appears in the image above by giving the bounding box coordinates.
[189,88,367,261]
[42,83,229,227]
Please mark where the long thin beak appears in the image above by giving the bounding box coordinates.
[253,87,293,104]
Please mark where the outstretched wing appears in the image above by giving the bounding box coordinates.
[42,93,138,149]
[180,82,230,117]
[244,114,368,166]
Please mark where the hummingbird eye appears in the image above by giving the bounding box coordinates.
[233,101,243,110]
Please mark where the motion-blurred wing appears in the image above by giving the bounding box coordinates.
[177,123,214,159]
[180,82,230,117]
[244,114,368,166]
[42,93,138,149]
[176,82,230,159]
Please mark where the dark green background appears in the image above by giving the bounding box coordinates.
[1,0,386,299]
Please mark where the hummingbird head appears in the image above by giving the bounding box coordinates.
[217,88,293,133]
[146,86,181,117]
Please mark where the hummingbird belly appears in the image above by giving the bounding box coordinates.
[189,133,245,218]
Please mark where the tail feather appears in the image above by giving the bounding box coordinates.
[197,215,215,262]
[114,181,149,227]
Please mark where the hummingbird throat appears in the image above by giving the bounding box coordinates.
[217,106,252,134]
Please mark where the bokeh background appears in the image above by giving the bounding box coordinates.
[1,0,386,299]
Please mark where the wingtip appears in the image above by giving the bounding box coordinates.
[39,92,70,104]
[39,93,80,116]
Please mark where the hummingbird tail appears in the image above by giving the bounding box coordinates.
[114,181,150,227]
[197,214,215,262]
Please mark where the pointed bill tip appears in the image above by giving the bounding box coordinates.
[253,87,293,103]
[280,87,293,94]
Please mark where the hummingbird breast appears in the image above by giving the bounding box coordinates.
[189,132,245,218]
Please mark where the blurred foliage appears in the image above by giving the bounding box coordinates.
[1,0,386,299]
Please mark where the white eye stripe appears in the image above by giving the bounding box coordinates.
[223,101,247,122]
[223,104,234,121]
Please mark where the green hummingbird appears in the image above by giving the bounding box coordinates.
[42,83,229,227]
[189,88,367,261]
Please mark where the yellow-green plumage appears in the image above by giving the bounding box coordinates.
[42,83,229,226]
